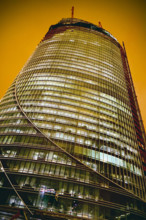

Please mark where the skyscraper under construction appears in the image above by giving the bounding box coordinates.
[0,18,145,219]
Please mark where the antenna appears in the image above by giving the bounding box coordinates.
[71,6,74,19]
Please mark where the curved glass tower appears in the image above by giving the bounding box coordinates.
[0,18,146,219]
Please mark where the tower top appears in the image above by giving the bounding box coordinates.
[49,18,118,43]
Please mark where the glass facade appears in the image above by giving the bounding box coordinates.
[0,18,145,219]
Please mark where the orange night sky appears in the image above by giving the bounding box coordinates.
[0,0,146,130]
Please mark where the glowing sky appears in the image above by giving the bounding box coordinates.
[0,0,146,130]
